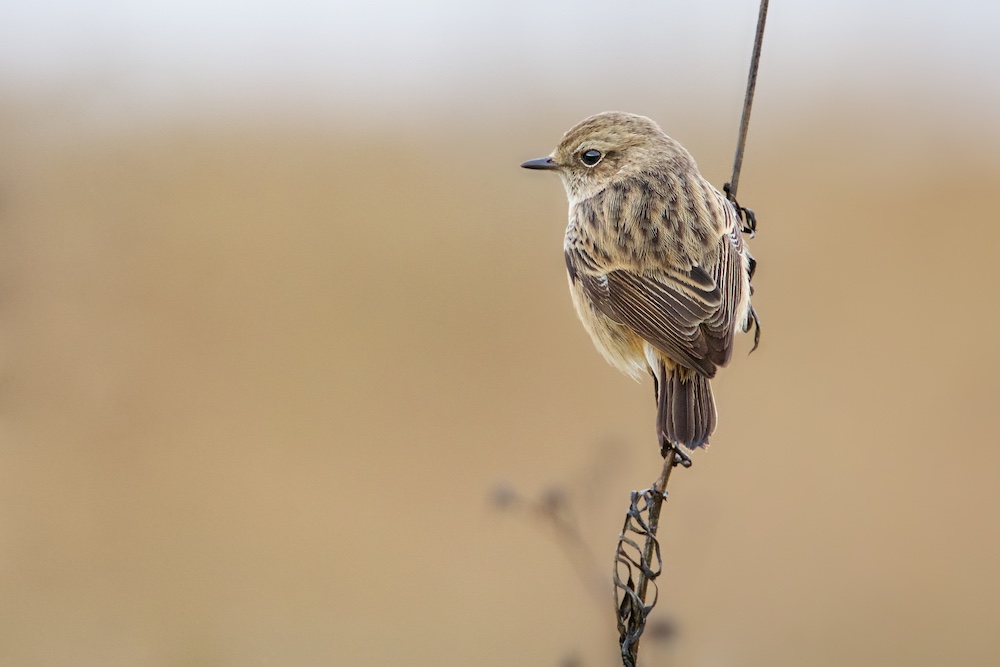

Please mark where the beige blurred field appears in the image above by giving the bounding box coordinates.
[1,98,999,666]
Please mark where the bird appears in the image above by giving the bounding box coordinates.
[521,111,759,456]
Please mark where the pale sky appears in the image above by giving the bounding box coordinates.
[1,1,997,123]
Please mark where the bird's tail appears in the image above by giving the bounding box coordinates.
[656,361,717,453]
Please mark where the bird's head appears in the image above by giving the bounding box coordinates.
[521,111,693,202]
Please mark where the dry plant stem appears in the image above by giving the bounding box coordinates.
[727,0,769,201]
[627,448,678,665]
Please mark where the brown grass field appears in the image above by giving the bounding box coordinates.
[1,98,999,665]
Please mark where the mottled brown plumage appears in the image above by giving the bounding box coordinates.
[522,111,757,452]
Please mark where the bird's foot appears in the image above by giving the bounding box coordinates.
[723,182,757,237]
[660,442,693,468]
[672,448,693,468]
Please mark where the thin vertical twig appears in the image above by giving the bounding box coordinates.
[726,0,770,202]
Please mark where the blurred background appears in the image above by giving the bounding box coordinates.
[2,2,999,665]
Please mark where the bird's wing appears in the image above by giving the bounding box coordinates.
[567,245,723,377]
[700,224,746,369]
[565,189,747,378]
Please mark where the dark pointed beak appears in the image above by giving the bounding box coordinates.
[520,156,559,171]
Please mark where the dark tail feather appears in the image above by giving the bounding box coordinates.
[656,361,717,453]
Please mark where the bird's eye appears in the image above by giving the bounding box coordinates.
[580,149,603,167]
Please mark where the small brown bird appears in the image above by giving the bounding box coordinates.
[522,111,758,455]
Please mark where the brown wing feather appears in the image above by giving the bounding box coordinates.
[573,259,722,377]
[700,234,741,367]
[700,202,750,367]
